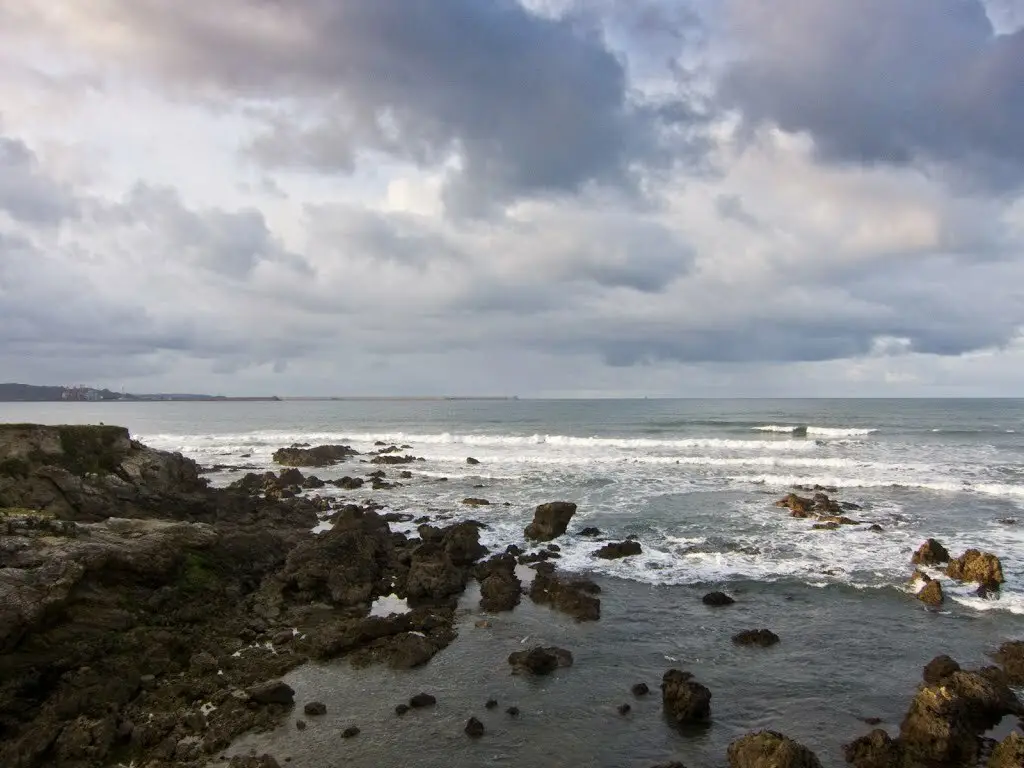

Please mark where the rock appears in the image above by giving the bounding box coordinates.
[632,682,650,697]
[578,527,602,537]
[409,693,436,709]
[702,591,735,607]
[868,524,884,532]
[462,497,490,506]
[480,569,522,612]
[249,681,295,706]
[860,716,883,726]
[303,702,327,716]
[524,501,578,541]
[466,457,480,465]
[342,726,360,739]
[370,454,419,465]
[190,650,218,673]
[917,579,944,606]
[529,565,600,621]
[295,720,306,731]
[485,699,498,709]
[843,728,902,768]
[508,646,574,675]
[946,549,1004,589]
[395,704,410,716]
[464,717,485,737]
[732,629,780,647]
[618,703,631,715]
[911,538,950,565]
[405,542,468,603]
[727,731,822,768]
[997,517,1017,525]
[993,640,1024,684]
[661,669,711,725]
[506,706,520,717]
[812,522,839,530]
[333,476,365,490]
[989,732,1024,768]
[923,655,960,685]
[650,763,687,768]
[229,757,283,768]
[593,540,643,559]
[273,444,357,467]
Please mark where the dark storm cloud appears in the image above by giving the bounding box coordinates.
[721,0,1024,186]
[0,135,78,224]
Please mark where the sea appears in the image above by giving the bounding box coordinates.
[4,398,1023,767]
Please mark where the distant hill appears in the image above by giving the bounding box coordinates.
[0,384,117,402]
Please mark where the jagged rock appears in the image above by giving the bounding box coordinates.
[727,731,822,768]
[993,640,1024,684]
[333,476,365,490]
[405,542,468,603]
[911,538,950,566]
[508,646,574,675]
[480,569,522,612]
[524,501,577,541]
[464,717,485,737]
[466,457,480,465]
[989,732,1024,768]
[918,579,944,606]
[370,454,419,465]
[303,702,327,716]
[248,681,295,706]
[732,629,780,647]
[946,549,1004,589]
[702,591,735,607]
[661,669,711,725]
[923,655,960,685]
[529,564,600,621]
[843,729,901,768]
[273,444,357,467]
[593,540,642,559]
[578,527,602,537]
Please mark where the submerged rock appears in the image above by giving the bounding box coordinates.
[524,501,578,541]
[946,549,1004,589]
[661,669,711,725]
[464,717,485,737]
[732,629,780,647]
[702,591,735,607]
[303,702,327,716]
[911,538,950,566]
[529,564,600,621]
[508,646,574,675]
[409,693,437,709]
[632,682,650,697]
[273,444,357,467]
[593,540,643,559]
[727,731,822,768]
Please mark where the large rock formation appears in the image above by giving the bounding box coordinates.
[524,501,577,541]
[911,538,950,566]
[728,731,822,768]
[508,646,574,675]
[271,444,357,467]
[946,549,1005,590]
[528,563,600,621]
[661,669,711,726]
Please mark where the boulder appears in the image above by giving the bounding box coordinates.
[303,702,327,716]
[661,669,711,725]
[993,640,1024,685]
[480,570,522,612]
[946,549,1004,589]
[843,729,901,768]
[727,731,822,768]
[529,565,600,621]
[462,497,490,507]
[732,629,780,647]
[632,683,650,696]
[464,717,485,737]
[702,591,735,607]
[466,457,481,465]
[508,646,574,675]
[917,579,944,607]
[989,732,1024,768]
[506,706,520,717]
[248,681,295,706]
[911,538,950,566]
[341,726,360,738]
[405,542,467,603]
[524,501,578,541]
[922,655,960,685]
[593,540,643,559]
[578,527,602,537]
[409,693,436,708]
[272,444,357,467]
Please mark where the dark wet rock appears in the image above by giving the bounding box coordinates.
[464,717,485,737]
[480,569,522,612]
[860,716,883,726]
[229,756,282,768]
[529,565,600,621]
[303,702,327,716]
[702,591,735,607]
[409,693,437,708]
[304,610,456,669]
[405,542,468,603]
[399,470,413,479]
[273,444,357,467]
[594,540,643,559]
[997,517,1017,525]
[661,669,711,725]
[547,543,561,552]
[868,524,884,532]
[382,512,415,523]
[578,527,602,537]
[910,538,950,566]
[923,655,960,685]
[728,731,822,768]
[508,646,574,675]
[505,544,524,557]
[249,681,295,706]
[633,682,650,697]
[650,763,687,768]
[917,579,944,607]
[524,501,577,541]
[618,703,632,715]
[506,706,520,717]
[989,732,1024,768]
[518,549,559,564]
[466,457,480,465]
[462,497,490,506]
[395,704,410,716]
[993,640,1024,685]
[946,548,1004,589]
[370,454,419,465]
[332,476,365,490]
[296,719,308,730]
[485,699,498,710]
[732,629,780,647]
[812,522,839,531]
[342,726,360,739]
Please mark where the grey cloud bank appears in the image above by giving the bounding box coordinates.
[0,0,1023,396]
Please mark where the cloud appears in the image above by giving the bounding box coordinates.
[720,0,1024,187]
[0,135,78,224]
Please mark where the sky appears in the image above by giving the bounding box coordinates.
[1,0,1023,398]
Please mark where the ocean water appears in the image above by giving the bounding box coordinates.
[4,398,1023,766]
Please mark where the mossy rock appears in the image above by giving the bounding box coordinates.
[177,551,222,594]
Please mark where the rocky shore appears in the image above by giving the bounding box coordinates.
[1,426,1021,768]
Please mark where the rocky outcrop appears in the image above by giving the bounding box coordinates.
[508,646,573,675]
[728,731,822,768]
[946,549,1004,590]
[917,579,944,606]
[911,538,950,566]
[476,554,521,612]
[989,732,1024,768]
[370,454,420,465]
[272,444,357,467]
[594,540,642,559]
[661,669,711,725]
[732,629,780,647]
[843,729,901,768]
[993,640,1024,684]
[524,501,577,541]
[529,563,601,621]
[923,655,961,685]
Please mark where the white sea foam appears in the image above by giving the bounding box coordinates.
[753,425,877,437]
